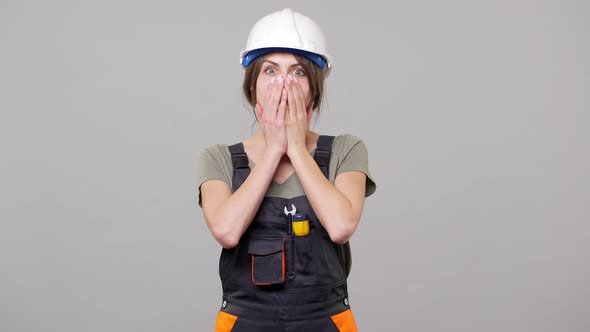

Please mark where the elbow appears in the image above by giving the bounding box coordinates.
[326,217,357,244]
[211,224,240,249]
[329,230,353,244]
[217,235,240,249]
[204,207,244,249]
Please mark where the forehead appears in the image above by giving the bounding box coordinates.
[262,52,300,65]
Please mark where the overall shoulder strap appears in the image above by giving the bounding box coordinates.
[228,143,250,192]
[314,135,351,276]
[314,135,335,179]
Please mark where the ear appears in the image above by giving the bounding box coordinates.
[255,103,263,122]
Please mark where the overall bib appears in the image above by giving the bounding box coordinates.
[214,135,359,332]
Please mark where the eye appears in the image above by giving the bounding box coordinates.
[264,67,276,74]
[293,68,306,76]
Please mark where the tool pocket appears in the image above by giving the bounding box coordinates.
[248,235,285,285]
[293,232,315,282]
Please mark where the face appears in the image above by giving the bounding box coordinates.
[255,52,311,109]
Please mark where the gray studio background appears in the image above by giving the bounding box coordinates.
[1,0,588,331]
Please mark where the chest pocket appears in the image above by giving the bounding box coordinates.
[248,235,286,285]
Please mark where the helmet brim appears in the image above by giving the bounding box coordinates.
[241,47,328,70]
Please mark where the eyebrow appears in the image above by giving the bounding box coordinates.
[262,60,302,69]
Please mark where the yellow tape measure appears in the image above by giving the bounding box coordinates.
[292,220,310,236]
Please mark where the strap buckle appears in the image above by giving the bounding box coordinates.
[231,152,249,169]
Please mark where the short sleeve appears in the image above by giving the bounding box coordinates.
[333,135,377,197]
[196,145,232,207]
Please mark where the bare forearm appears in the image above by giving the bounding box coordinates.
[288,146,358,243]
[210,149,283,247]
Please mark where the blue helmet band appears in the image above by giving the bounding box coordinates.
[242,47,327,69]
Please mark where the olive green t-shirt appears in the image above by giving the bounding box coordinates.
[197,134,376,207]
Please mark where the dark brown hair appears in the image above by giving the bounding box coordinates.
[242,53,325,115]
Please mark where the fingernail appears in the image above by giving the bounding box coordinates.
[277,75,283,82]
[293,76,298,83]
[282,88,286,96]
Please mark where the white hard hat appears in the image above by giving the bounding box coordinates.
[240,8,332,77]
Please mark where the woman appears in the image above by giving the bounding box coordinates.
[198,8,376,331]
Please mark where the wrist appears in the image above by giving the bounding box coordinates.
[264,146,286,161]
[286,144,307,159]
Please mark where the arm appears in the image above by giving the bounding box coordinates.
[200,149,283,249]
[288,147,367,244]
[201,75,288,248]
[284,74,367,244]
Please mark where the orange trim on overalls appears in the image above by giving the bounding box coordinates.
[282,244,285,281]
[214,311,238,332]
[330,309,358,332]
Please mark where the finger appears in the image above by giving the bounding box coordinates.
[262,78,277,121]
[260,79,272,121]
[269,76,284,118]
[262,78,277,118]
[285,75,297,123]
[295,78,311,123]
[255,103,264,123]
[277,88,287,125]
[290,75,305,120]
